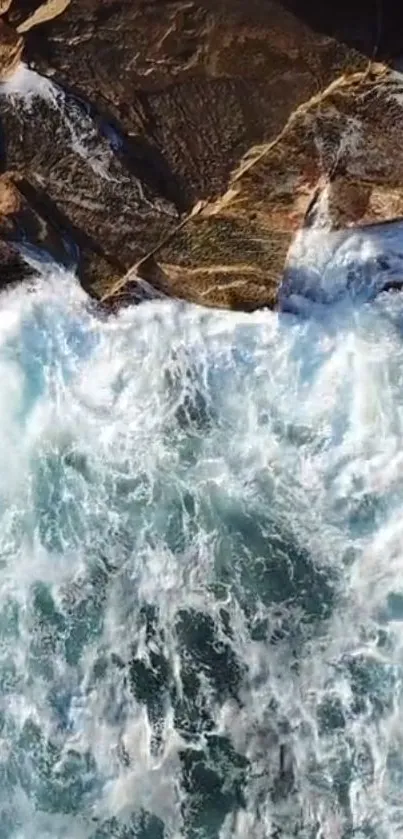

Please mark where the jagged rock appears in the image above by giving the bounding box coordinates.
[2,0,403,309]
[133,215,291,311]
[0,171,74,265]
[0,84,180,295]
[21,0,365,209]
[6,0,66,27]
[0,238,34,286]
[0,1,13,15]
[16,0,71,33]
[0,174,20,214]
[121,66,403,309]
[0,0,372,308]
[0,18,22,78]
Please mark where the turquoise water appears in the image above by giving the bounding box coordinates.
[0,264,402,837]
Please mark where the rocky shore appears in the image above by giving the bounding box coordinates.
[0,0,403,309]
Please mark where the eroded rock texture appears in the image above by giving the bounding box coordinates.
[0,0,402,307]
[134,65,403,308]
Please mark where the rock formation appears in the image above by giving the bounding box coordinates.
[133,64,403,309]
[0,17,22,77]
[0,0,402,308]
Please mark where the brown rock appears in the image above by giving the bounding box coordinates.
[16,0,71,33]
[0,173,73,266]
[0,18,22,79]
[0,239,35,287]
[0,174,21,215]
[0,91,180,295]
[0,1,13,14]
[0,0,370,308]
[119,66,403,309]
[0,172,126,296]
[21,0,366,208]
[6,0,43,26]
[3,1,403,310]
[134,214,291,310]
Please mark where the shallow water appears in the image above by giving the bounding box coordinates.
[0,257,401,837]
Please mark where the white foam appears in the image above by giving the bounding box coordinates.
[283,220,403,305]
[0,62,58,105]
[0,64,116,180]
[0,263,401,835]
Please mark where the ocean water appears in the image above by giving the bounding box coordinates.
[0,254,402,838]
[3,60,403,839]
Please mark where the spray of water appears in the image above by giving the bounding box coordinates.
[0,247,399,838]
[1,63,125,180]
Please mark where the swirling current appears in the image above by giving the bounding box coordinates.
[0,248,401,838]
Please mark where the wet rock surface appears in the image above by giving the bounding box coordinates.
[0,236,35,284]
[0,81,180,294]
[0,1,402,307]
[18,0,365,204]
[130,66,403,308]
